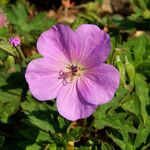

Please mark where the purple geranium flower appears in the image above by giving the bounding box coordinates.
[9,36,21,47]
[25,24,120,121]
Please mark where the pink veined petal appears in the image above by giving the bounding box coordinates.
[75,24,111,68]
[77,63,120,105]
[37,24,79,64]
[56,80,97,121]
[25,57,65,101]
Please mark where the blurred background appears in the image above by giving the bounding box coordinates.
[0,0,150,150]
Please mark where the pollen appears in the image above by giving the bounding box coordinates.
[58,64,84,85]
[67,64,83,77]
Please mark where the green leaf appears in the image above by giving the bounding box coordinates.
[72,17,88,30]
[95,112,138,133]
[134,120,150,149]
[0,65,25,122]
[94,85,129,129]
[121,93,141,116]
[0,0,9,5]
[5,55,15,70]
[0,72,22,123]
[97,85,128,114]
[129,0,147,10]
[7,1,29,33]
[108,132,134,150]
[94,84,137,133]
[0,136,5,149]
[26,144,41,150]
[0,90,21,123]
[138,0,147,10]
[57,116,66,129]
[96,0,104,5]
[21,96,56,133]
[137,59,150,80]
[29,12,55,32]
[0,49,7,62]
[122,34,149,66]
[69,127,83,141]
[135,73,149,124]
[7,1,55,35]
[0,27,8,37]
[101,142,115,150]
[143,9,150,19]
[0,38,19,57]
[48,143,57,150]
[133,34,148,65]
[19,127,52,143]
[134,7,143,16]
[78,146,91,150]
[28,53,42,61]
[17,142,41,150]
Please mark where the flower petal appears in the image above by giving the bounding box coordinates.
[25,58,64,101]
[75,24,111,68]
[37,24,79,63]
[77,64,120,105]
[56,80,96,121]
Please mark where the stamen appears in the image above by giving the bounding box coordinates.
[58,64,84,85]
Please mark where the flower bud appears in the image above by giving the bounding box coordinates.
[9,36,21,47]
[125,56,135,86]
[116,55,126,84]
[5,55,16,73]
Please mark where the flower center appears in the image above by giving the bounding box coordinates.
[67,64,81,76]
[58,64,84,85]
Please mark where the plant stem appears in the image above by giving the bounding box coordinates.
[17,47,26,62]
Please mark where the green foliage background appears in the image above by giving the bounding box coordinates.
[0,0,150,149]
